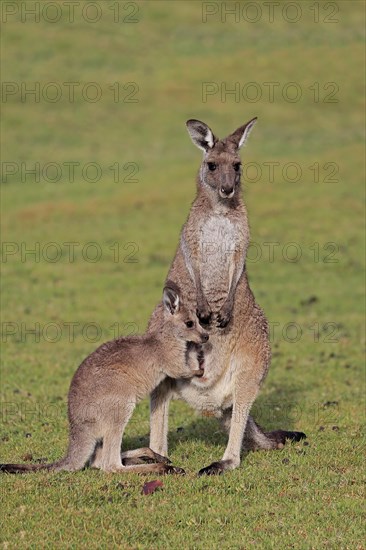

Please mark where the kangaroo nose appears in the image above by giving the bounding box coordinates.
[202,333,209,343]
[221,186,234,196]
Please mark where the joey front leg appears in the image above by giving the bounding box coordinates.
[150,379,173,456]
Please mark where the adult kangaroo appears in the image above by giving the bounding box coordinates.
[148,118,306,475]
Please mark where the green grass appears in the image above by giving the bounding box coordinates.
[1,1,365,548]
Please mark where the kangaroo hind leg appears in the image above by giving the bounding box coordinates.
[56,428,97,472]
[222,412,306,452]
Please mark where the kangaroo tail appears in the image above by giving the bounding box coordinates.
[0,459,66,474]
[1,433,97,474]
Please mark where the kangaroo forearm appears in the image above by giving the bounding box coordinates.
[216,253,245,328]
[195,276,207,304]
[180,234,207,301]
[228,251,246,300]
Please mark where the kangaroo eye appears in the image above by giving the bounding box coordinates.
[233,163,241,172]
[207,162,217,171]
[185,320,194,328]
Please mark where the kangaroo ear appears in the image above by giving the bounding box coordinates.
[228,117,257,150]
[163,285,180,315]
[186,119,217,152]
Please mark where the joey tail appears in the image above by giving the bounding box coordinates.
[0,459,66,474]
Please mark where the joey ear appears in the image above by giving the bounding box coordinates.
[186,119,217,152]
[228,117,257,150]
[163,285,180,315]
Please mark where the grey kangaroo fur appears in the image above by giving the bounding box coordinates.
[0,283,209,475]
[148,118,306,475]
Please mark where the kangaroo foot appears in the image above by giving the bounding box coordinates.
[164,465,186,475]
[105,463,185,474]
[198,460,232,476]
[121,448,171,465]
[140,451,171,464]
[266,430,307,449]
[123,454,171,466]
[122,457,145,466]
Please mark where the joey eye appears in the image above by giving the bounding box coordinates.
[185,320,194,328]
[233,162,241,172]
[207,162,217,171]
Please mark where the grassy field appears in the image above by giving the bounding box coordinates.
[1,1,365,548]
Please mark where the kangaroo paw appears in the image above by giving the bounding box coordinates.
[216,299,233,328]
[196,296,212,327]
[216,312,231,328]
[197,309,212,327]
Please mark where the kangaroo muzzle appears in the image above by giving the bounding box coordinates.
[219,186,235,199]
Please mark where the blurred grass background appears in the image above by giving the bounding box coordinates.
[1,1,365,548]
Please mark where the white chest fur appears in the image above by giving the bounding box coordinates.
[197,215,244,301]
[198,215,239,266]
